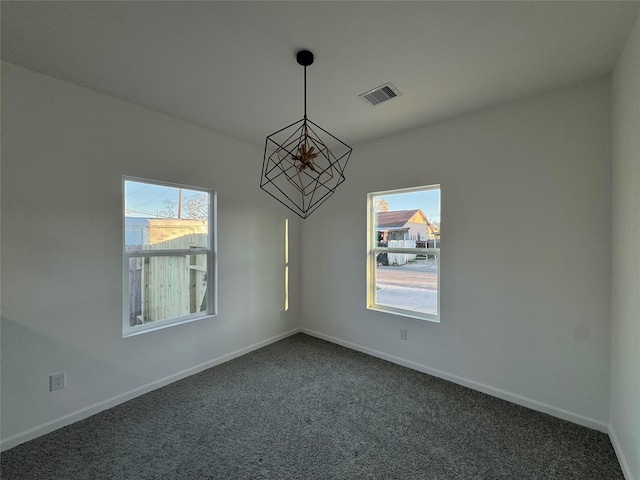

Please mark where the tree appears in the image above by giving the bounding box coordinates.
[158,194,208,219]
[375,198,389,212]
[161,199,176,218]
[184,194,209,220]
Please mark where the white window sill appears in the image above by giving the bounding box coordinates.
[122,312,216,338]
[367,304,440,323]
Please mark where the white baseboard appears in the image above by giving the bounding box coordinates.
[301,328,609,433]
[1,328,301,452]
[609,425,636,480]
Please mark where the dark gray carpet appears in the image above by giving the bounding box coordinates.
[1,333,623,479]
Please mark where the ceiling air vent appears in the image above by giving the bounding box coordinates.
[359,83,402,106]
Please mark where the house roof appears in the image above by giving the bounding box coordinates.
[376,209,428,229]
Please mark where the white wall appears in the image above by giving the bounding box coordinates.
[0,62,301,449]
[0,55,630,461]
[611,14,640,480]
[301,78,613,430]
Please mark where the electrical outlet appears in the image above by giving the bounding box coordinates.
[399,329,407,341]
[50,372,66,391]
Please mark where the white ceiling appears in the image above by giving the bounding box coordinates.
[2,1,638,147]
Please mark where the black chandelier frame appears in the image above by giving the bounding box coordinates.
[260,50,353,219]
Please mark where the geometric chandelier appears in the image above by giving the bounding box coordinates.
[260,50,353,219]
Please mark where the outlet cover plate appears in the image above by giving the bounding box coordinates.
[50,372,66,391]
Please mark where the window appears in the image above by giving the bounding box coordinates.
[123,177,217,336]
[367,185,440,322]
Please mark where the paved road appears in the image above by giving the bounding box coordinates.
[376,261,437,290]
[375,260,438,315]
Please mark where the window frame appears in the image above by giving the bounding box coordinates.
[122,176,217,337]
[366,185,441,323]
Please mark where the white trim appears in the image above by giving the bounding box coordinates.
[0,328,301,452]
[374,247,440,255]
[301,328,609,433]
[609,425,635,480]
[125,248,209,257]
[122,311,214,338]
[367,304,440,323]
[370,184,441,197]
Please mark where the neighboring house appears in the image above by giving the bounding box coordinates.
[376,209,439,245]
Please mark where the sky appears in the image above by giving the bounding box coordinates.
[124,180,206,218]
[377,187,441,223]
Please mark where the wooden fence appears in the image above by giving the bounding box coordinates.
[129,233,208,325]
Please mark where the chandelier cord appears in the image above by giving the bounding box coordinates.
[303,64,307,119]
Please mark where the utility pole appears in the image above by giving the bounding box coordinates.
[177,188,183,219]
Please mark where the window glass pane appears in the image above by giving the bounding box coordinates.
[124,180,209,251]
[368,184,440,321]
[373,188,440,247]
[127,254,208,326]
[375,255,438,316]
